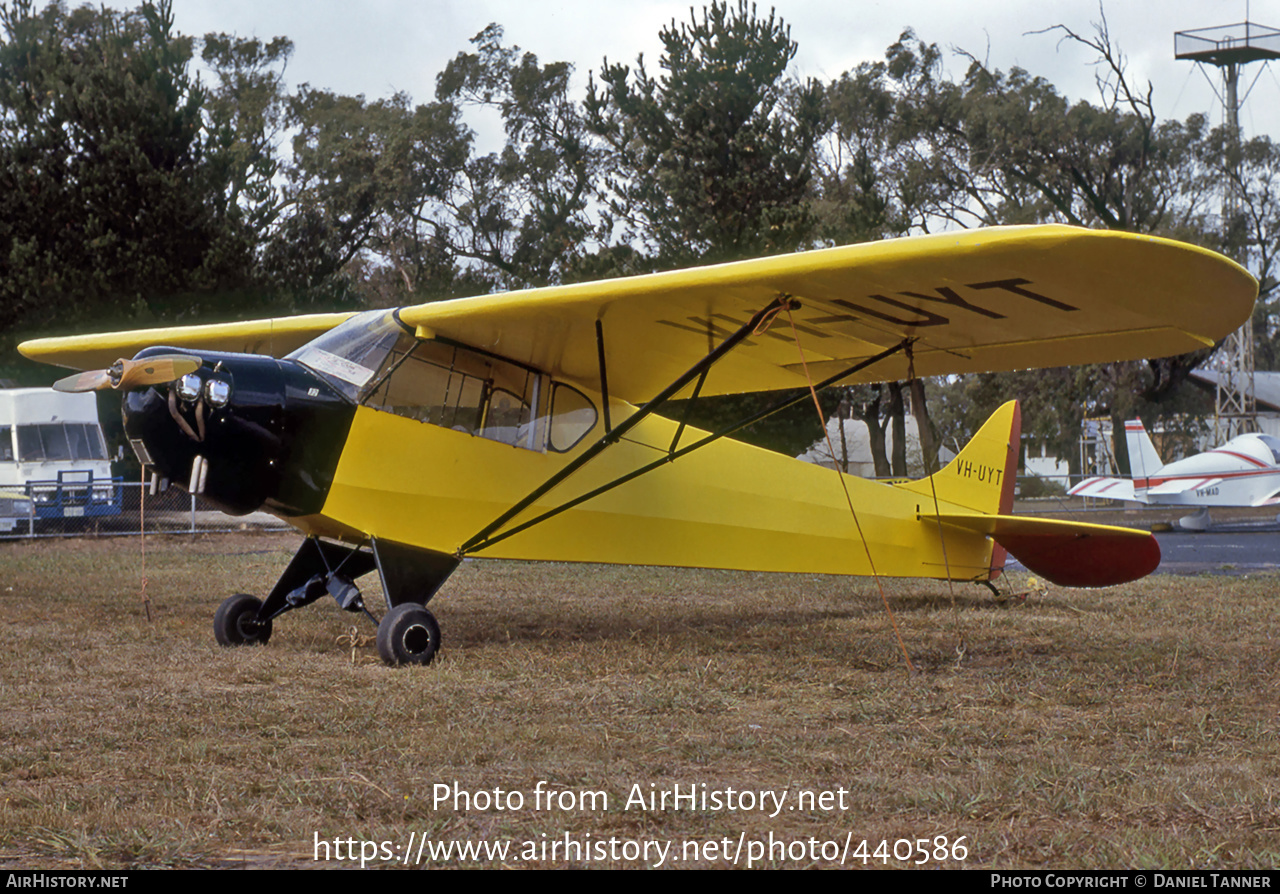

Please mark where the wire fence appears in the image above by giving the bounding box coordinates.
[0,479,291,540]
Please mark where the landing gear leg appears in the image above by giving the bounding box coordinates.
[211,537,459,667]
[1177,507,1212,531]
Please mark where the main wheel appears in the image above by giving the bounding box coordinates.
[214,593,273,646]
[376,603,441,666]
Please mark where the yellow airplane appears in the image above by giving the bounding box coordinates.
[19,225,1258,666]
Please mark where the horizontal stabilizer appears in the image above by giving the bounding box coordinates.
[931,513,1160,587]
[1068,477,1137,501]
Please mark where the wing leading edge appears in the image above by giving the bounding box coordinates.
[19,312,355,371]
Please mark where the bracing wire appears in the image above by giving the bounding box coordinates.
[139,465,152,624]
[908,345,958,609]
[780,306,916,675]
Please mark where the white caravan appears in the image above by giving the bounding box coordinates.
[0,388,119,527]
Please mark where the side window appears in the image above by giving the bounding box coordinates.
[481,389,527,445]
[479,364,544,450]
[16,426,41,461]
[363,337,488,432]
[0,426,11,461]
[548,384,597,453]
[359,337,549,451]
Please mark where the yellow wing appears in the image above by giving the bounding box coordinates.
[399,225,1256,400]
[19,312,354,371]
[19,226,1255,402]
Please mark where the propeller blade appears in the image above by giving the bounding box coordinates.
[115,354,202,390]
[52,368,113,393]
[51,354,202,393]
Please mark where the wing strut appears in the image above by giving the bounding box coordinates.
[458,317,910,557]
[595,319,613,434]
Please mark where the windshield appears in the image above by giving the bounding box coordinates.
[14,423,107,462]
[1257,434,1280,464]
[287,310,406,401]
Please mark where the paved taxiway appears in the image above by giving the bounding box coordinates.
[1006,502,1280,577]
[1152,522,1280,575]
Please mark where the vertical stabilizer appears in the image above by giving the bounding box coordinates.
[1124,419,1164,480]
[895,401,1021,578]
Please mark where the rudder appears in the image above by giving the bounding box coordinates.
[895,400,1021,579]
[1124,419,1164,479]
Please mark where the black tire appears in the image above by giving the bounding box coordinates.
[213,593,273,646]
[376,603,441,666]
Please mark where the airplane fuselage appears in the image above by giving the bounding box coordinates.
[1133,435,1280,507]
[120,310,1010,584]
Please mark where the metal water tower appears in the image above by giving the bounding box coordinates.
[1175,18,1280,440]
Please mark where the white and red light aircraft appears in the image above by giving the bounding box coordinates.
[1070,419,1280,528]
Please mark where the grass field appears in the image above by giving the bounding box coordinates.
[2,532,1278,869]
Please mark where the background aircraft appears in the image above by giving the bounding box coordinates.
[19,225,1258,664]
[1070,419,1280,529]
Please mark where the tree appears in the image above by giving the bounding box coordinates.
[582,3,833,456]
[436,24,608,289]
[587,0,823,269]
[274,24,608,306]
[270,87,471,304]
[200,31,293,241]
[0,0,259,337]
[878,19,1231,470]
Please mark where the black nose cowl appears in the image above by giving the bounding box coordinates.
[122,348,355,516]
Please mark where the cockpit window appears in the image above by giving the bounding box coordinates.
[292,312,598,454]
[1258,434,1280,464]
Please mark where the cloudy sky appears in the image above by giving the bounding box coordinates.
[166,1,1280,139]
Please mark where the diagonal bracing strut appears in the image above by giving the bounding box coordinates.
[458,295,910,557]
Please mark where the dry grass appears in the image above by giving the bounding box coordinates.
[2,532,1279,868]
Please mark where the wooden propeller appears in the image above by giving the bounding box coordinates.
[52,354,203,393]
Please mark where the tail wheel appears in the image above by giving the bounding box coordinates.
[376,603,441,666]
[214,593,273,646]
